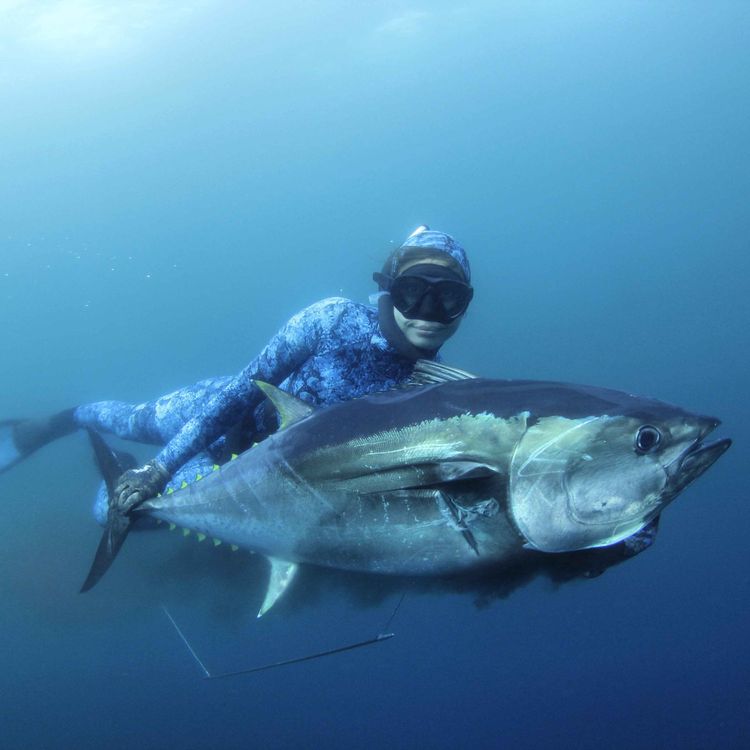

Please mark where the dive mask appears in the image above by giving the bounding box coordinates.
[373,263,473,324]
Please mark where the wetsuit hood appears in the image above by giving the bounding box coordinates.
[381,228,471,282]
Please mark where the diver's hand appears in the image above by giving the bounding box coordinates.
[113,459,171,513]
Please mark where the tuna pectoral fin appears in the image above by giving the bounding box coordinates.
[80,429,135,592]
[436,491,480,556]
[257,558,299,618]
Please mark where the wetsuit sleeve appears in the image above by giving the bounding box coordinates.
[155,302,328,473]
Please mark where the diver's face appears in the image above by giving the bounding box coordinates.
[393,258,464,349]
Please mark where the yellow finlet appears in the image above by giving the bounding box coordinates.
[197,533,206,542]
[182,528,190,537]
[212,538,222,546]
[180,480,188,489]
[167,487,174,495]
[169,523,176,531]
[231,544,239,552]
[195,474,203,481]
[212,464,220,472]
[231,453,238,461]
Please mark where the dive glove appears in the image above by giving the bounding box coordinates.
[114,459,171,512]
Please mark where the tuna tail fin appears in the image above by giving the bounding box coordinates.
[80,429,134,593]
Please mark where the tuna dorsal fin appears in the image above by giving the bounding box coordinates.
[257,557,299,618]
[409,360,478,386]
[254,381,315,430]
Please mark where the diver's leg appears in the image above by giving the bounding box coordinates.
[1,376,232,474]
[74,400,165,444]
[75,376,233,444]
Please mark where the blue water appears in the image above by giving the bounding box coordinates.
[1,3,748,748]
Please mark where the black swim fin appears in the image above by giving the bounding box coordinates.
[0,409,77,474]
[0,420,24,473]
[80,429,135,593]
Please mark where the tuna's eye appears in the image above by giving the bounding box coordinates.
[635,425,662,454]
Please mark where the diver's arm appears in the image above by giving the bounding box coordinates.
[155,302,328,475]
[112,299,347,511]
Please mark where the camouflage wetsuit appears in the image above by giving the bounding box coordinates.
[77,298,423,524]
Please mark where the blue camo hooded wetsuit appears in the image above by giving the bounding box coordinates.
[77,229,471,525]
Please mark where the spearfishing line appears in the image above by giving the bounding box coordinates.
[161,605,211,678]
[160,598,399,681]
[381,592,406,634]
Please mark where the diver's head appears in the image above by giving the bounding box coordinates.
[374,226,473,352]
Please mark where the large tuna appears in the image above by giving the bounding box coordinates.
[82,362,731,616]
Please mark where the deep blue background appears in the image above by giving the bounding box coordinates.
[1,3,748,748]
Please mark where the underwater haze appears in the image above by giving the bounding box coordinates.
[1,2,748,748]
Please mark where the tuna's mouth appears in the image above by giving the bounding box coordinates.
[672,430,731,494]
